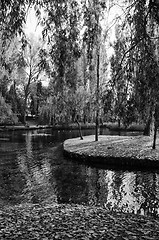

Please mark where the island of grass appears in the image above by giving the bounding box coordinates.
[63,135,159,169]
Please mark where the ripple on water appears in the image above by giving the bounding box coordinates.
[0,128,159,219]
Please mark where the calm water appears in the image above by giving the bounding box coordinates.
[0,128,159,218]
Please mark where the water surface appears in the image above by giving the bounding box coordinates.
[0,128,159,218]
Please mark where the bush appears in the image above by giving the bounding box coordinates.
[0,95,18,125]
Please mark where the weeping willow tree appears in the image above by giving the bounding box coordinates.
[110,0,159,148]
[82,0,107,141]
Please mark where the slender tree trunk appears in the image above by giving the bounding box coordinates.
[23,88,30,125]
[23,96,27,125]
[49,110,52,126]
[13,80,18,113]
[143,117,152,136]
[75,116,83,140]
[152,103,159,149]
[143,103,153,136]
[23,74,32,125]
[95,52,100,141]
[152,121,157,149]
[118,118,121,129]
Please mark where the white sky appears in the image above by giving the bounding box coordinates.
[25,7,42,37]
[25,3,123,40]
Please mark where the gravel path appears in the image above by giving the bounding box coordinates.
[0,203,159,239]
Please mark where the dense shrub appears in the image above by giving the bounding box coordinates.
[0,95,18,125]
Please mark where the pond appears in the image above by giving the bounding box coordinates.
[0,127,159,218]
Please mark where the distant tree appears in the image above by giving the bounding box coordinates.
[101,89,114,122]
[30,80,46,118]
[110,35,127,127]
[0,95,18,125]
[0,1,31,122]
[14,35,43,124]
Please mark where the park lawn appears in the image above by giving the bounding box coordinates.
[64,135,159,168]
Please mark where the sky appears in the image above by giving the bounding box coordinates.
[24,8,50,87]
[25,3,123,40]
[25,7,42,37]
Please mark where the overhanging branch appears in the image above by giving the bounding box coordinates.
[113,36,145,84]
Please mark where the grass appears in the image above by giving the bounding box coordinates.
[64,135,159,169]
[103,122,145,131]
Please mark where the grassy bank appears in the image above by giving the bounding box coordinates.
[0,121,145,132]
[52,122,144,131]
[103,122,144,132]
[0,203,159,239]
[63,135,159,169]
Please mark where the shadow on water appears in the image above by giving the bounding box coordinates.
[0,128,159,218]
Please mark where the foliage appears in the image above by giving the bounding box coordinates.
[1,203,159,239]
[40,0,81,92]
[110,0,159,130]
[131,1,159,118]
[0,95,18,125]
[82,0,106,63]
[38,85,90,125]
[2,0,159,131]
[15,35,44,122]
[30,80,44,116]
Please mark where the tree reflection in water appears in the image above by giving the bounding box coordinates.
[17,131,57,204]
[0,129,159,218]
[83,168,159,217]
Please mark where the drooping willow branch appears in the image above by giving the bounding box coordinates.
[112,36,146,85]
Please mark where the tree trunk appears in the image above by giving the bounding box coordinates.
[152,103,159,149]
[95,52,100,141]
[95,111,99,141]
[143,102,154,136]
[143,117,151,136]
[152,121,157,149]
[23,97,27,125]
[75,117,83,140]
[23,75,32,125]
[118,118,121,129]
[13,80,18,113]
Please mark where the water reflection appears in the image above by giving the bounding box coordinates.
[83,168,159,217]
[0,128,159,218]
[17,132,57,204]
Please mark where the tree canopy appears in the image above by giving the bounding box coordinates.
[1,0,159,147]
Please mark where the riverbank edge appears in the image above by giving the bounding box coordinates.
[0,122,144,132]
[0,203,159,239]
[63,135,159,170]
[0,124,97,132]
